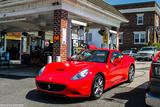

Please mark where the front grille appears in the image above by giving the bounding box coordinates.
[139,53,147,56]
[37,82,66,92]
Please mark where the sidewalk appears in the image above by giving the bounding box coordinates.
[0,65,42,77]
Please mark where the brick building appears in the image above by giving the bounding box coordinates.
[115,2,160,51]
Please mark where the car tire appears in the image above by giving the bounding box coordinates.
[127,65,135,83]
[90,74,104,100]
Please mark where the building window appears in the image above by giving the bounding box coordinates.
[119,32,123,44]
[134,32,146,44]
[137,14,144,25]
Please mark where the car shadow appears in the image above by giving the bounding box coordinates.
[135,67,150,71]
[26,89,90,104]
[25,82,149,106]
[102,82,149,107]
[25,82,132,105]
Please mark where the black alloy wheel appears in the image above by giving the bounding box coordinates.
[127,65,135,83]
[91,74,104,99]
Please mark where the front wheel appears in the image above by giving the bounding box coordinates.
[127,65,135,83]
[90,74,104,99]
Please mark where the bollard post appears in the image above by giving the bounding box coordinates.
[56,56,61,62]
[47,56,52,64]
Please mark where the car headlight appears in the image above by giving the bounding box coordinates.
[147,53,152,56]
[71,69,88,80]
[38,66,46,76]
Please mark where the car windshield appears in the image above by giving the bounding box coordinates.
[122,50,131,54]
[140,47,154,51]
[69,50,110,63]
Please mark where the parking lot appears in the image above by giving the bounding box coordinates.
[0,61,151,107]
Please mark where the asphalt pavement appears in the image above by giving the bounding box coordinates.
[0,61,151,107]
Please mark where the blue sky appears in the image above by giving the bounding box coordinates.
[104,0,160,6]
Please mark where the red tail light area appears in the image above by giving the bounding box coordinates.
[153,53,160,63]
[150,52,160,81]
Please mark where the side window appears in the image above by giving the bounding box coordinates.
[110,52,124,63]
[117,52,124,59]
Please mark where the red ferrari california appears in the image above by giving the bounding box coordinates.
[36,49,135,99]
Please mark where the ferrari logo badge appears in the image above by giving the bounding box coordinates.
[48,84,51,89]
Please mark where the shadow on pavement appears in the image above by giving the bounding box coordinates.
[26,89,90,104]
[0,66,41,79]
[103,82,148,107]
[135,67,150,71]
[25,82,130,105]
[0,74,31,80]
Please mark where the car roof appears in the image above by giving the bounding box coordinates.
[88,48,120,52]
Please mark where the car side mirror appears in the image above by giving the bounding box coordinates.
[113,58,121,64]
[67,57,71,60]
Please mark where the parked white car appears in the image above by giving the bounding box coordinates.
[122,50,137,59]
[136,47,159,61]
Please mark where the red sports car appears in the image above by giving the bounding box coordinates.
[36,49,135,99]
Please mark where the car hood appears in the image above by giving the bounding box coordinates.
[38,61,105,83]
[137,51,154,54]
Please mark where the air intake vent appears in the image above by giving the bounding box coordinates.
[56,69,65,71]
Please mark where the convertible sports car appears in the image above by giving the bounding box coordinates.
[36,49,135,99]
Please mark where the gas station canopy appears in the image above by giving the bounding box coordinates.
[0,0,128,32]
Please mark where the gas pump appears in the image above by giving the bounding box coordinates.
[71,21,88,55]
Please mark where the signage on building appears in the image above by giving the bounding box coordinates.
[6,33,22,40]
[103,33,108,44]
[53,35,60,41]
[62,28,67,45]
[50,39,53,43]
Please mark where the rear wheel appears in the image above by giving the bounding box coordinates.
[127,65,135,83]
[91,74,104,99]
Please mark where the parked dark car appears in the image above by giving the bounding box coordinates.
[145,52,160,106]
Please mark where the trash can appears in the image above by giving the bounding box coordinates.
[56,56,61,62]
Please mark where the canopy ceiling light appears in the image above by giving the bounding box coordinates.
[71,19,87,26]
[109,30,117,34]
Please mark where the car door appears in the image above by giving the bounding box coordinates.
[107,51,124,86]
[150,63,160,95]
